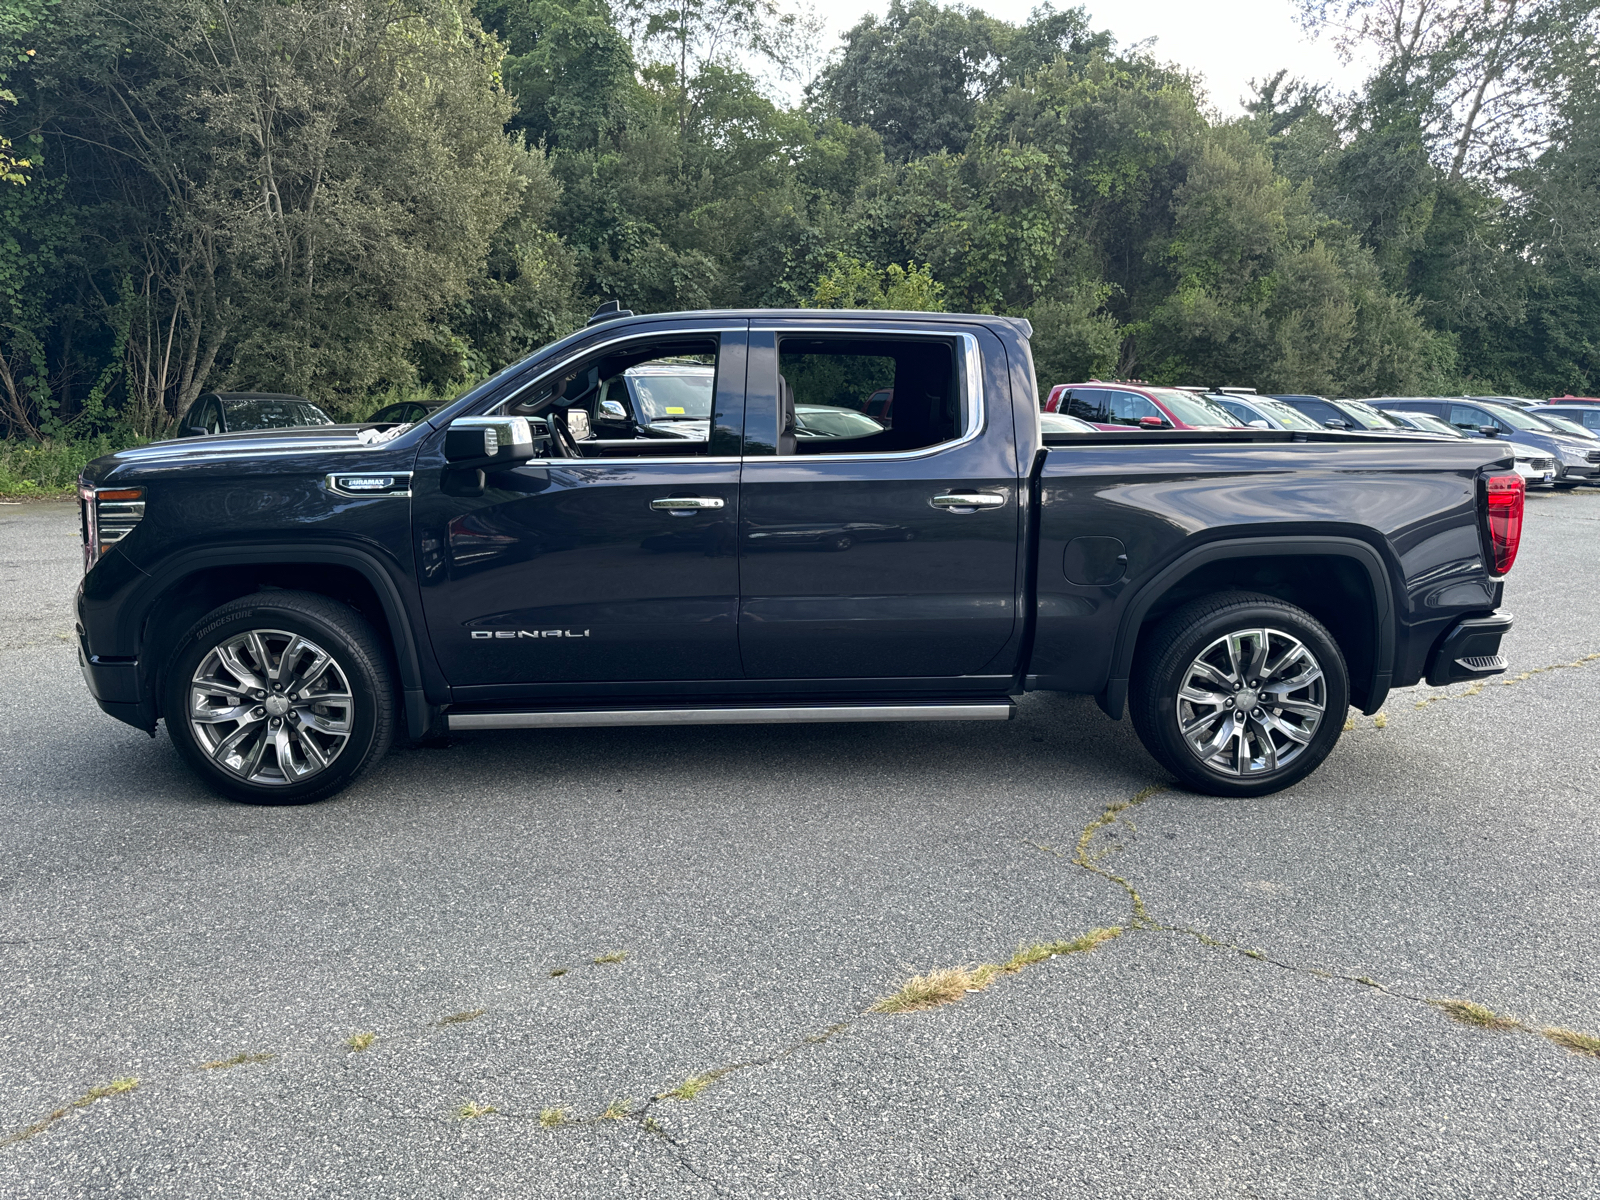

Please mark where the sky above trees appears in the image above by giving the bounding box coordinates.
[803,0,1370,114]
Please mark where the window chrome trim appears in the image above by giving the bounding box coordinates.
[748,326,984,464]
[521,456,742,467]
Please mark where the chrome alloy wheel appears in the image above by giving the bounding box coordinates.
[188,629,354,785]
[1175,627,1326,776]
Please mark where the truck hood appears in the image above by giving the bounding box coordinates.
[80,424,408,485]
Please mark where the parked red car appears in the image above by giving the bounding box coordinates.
[1044,382,1244,430]
[1546,395,1600,404]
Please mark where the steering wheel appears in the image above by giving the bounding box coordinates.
[550,410,583,459]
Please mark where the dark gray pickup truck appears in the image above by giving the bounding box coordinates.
[76,308,1522,804]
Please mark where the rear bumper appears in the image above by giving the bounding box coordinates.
[1425,611,1513,687]
[78,632,155,733]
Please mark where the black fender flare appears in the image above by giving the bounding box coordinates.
[1096,535,1396,720]
[125,543,439,740]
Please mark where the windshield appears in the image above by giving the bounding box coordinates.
[1147,389,1244,427]
[223,400,334,430]
[1400,411,1464,437]
[1479,404,1548,432]
[1531,412,1595,438]
[1330,400,1402,429]
[1245,397,1321,431]
[630,370,713,422]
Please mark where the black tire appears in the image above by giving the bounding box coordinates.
[1129,591,1349,798]
[162,590,396,805]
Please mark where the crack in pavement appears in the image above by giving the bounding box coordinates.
[1045,782,1600,1066]
[1411,649,1600,710]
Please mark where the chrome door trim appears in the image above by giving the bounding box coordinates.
[448,702,1015,730]
[744,327,985,464]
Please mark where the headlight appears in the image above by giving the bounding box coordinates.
[79,485,145,571]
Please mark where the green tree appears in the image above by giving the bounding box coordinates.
[28,0,530,427]
[806,257,946,310]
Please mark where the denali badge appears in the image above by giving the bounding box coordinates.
[471,629,591,639]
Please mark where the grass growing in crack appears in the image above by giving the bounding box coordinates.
[1432,999,1522,1031]
[0,1079,138,1149]
[1073,785,1166,927]
[345,1032,377,1052]
[593,951,627,965]
[549,967,568,977]
[539,1106,567,1128]
[438,1009,485,1026]
[869,966,987,1013]
[602,1097,635,1120]
[870,927,1124,1014]
[199,1052,276,1070]
[661,1073,715,1100]
[1002,928,1122,971]
[457,1101,497,1120]
[1541,1026,1600,1058]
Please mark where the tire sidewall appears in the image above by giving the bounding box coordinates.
[163,601,386,805]
[1142,601,1349,798]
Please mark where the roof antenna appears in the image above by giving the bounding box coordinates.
[587,300,634,326]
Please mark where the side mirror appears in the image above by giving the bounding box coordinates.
[597,398,630,423]
[183,426,208,438]
[1324,419,1350,430]
[1138,415,1166,428]
[444,416,543,465]
[1248,420,1270,429]
[1480,425,1501,438]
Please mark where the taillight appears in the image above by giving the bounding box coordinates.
[1483,473,1523,576]
[79,485,145,571]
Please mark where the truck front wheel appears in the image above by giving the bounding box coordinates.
[1129,591,1348,798]
[161,590,396,805]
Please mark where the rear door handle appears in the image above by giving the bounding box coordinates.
[651,496,726,514]
[931,492,1006,511]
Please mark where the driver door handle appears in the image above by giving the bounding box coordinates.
[931,492,1006,511]
[651,496,725,513]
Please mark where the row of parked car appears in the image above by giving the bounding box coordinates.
[1039,383,1600,489]
[178,382,1600,492]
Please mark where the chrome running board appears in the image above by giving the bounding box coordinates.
[448,702,1014,731]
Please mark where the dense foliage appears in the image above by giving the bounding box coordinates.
[1,0,1597,454]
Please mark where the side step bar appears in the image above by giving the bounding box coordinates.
[448,702,1014,732]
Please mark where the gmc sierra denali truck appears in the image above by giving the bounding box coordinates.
[75,308,1521,804]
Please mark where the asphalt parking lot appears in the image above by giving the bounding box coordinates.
[2,490,1597,1198]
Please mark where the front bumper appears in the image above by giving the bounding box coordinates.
[1425,611,1513,687]
[78,631,154,733]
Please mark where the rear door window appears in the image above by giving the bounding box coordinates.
[1064,388,1112,422]
[773,336,960,454]
[1105,391,1163,426]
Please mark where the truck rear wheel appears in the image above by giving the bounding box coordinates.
[1129,591,1348,797]
[162,590,396,805]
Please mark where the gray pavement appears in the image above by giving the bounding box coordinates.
[1,491,1597,1197]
